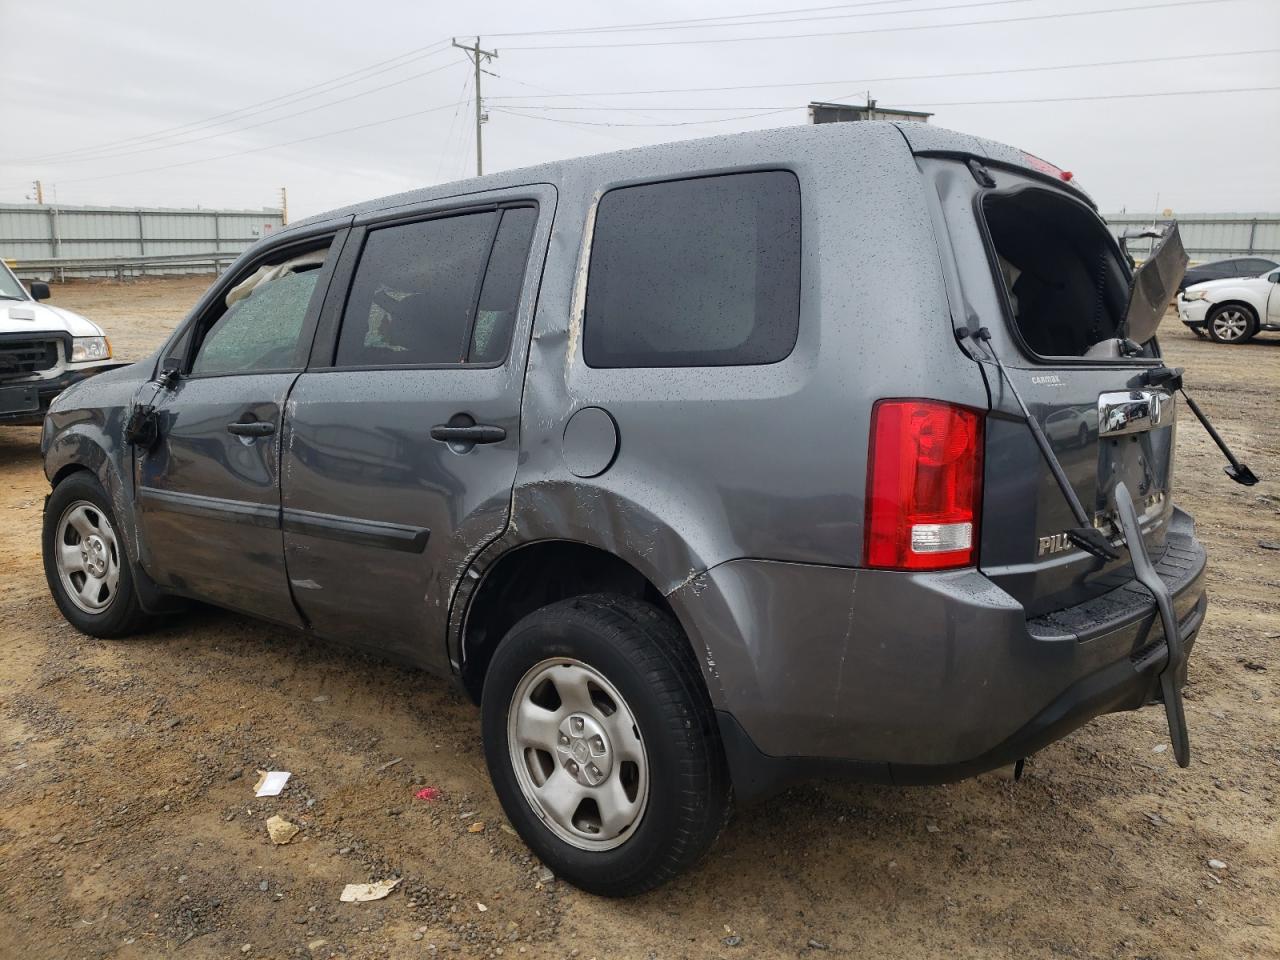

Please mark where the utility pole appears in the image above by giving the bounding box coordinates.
[280,186,288,225]
[31,180,43,204]
[452,36,498,176]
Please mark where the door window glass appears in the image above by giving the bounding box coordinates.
[582,171,801,368]
[336,212,497,367]
[190,260,324,376]
[469,207,538,364]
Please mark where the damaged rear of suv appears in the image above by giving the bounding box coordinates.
[42,122,1239,896]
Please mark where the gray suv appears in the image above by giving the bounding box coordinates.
[40,122,1208,896]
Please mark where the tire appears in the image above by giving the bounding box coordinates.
[42,471,149,638]
[1206,303,1257,344]
[481,593,731,897]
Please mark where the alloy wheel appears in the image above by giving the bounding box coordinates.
[1211,308,1250,342]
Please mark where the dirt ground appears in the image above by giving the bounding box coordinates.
[1,276,1276,960]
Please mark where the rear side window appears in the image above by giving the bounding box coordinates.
[334,205,538,368]
[470,206,538,364]
[583,171,801,368]
[337,211,496,367]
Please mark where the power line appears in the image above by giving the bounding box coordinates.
[26,60,463,168]
[495,84,1280,127]
[488,48,1280,100]
[487,0,938,36]
[502,0,1238,50]
[8,41,452,165]
[491,0,1033,38]
[434,72,472,183]
[45,98,471,187]
[490,107,798,128]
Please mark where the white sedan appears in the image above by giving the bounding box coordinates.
[1177,268,1280,344]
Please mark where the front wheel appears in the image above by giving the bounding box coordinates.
[1207,304,1257,344]
[481,594,730,897]
[42,471,149,638]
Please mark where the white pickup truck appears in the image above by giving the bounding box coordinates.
[0,261,125,425]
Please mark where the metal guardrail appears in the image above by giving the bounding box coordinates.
[11,251,240,281]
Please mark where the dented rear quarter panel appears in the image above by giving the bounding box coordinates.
[451,122,990,707]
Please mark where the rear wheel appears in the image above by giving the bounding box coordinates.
[42,472,149,638]
[1207,304,1257,344]
[481,594,730,897]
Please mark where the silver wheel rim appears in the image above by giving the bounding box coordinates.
[507,657,649,851]
[1212,308,1250,341]
[54,500,121,614]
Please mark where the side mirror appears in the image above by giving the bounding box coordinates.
[28,281,50,301]
[1270,272,1280,284]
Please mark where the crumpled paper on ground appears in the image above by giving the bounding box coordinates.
[339,878,401,902]
[266,815,299,845]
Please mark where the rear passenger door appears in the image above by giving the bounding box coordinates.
[280,187,552,669]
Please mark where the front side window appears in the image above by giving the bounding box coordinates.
[189,249,327,377]
[583,171,802,368]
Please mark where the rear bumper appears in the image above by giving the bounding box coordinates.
[0,361,129,425]
[668,508,1207,801]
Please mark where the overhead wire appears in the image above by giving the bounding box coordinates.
[500,0,1239,50]
[8,41,453,165]
[34,60,464,167]
[495,84,1280,128]
[486,48,1280,101]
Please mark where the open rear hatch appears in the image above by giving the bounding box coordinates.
[970,184,1185,618]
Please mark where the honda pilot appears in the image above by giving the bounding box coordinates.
[40,122,1218,896]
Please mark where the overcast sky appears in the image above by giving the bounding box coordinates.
[2,0,1277,218]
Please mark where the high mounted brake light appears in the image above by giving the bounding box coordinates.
[1021,151,1074,183]
[864,399,983,571]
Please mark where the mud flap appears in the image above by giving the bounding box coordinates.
[1113,481,1190,767]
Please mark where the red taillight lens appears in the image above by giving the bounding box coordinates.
[864,399,984,571]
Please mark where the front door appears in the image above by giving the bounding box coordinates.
[280,188,551,669]
[136,233,344,625]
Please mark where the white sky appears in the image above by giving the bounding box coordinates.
[1,0,1277,219]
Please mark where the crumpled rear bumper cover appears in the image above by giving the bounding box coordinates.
[667,508,1207,801]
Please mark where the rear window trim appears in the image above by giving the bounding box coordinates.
[972,182,1161,368]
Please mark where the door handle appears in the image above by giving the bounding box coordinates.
[430,423,506,444]
[227,420,275,438]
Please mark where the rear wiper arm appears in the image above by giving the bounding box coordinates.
[959,326,1119,561]
[1144,365,1259,486]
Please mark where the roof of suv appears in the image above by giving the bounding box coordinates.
[278,121,1086,243]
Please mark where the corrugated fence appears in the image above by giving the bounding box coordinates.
[1103,212,1280,264]
[1,203,1275,279]
[0,202,285,279]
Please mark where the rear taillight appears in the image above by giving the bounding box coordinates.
[864,399,984,571]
